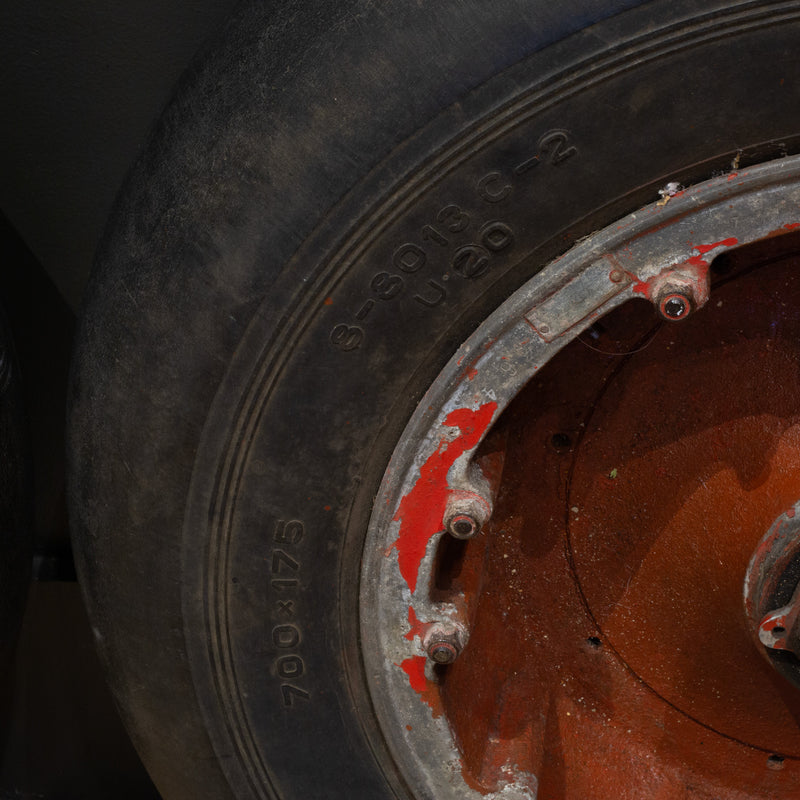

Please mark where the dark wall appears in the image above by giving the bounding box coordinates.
[0,0,241,310]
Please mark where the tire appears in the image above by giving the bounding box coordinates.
[68,1,800,798]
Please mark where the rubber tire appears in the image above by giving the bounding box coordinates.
[68,1,800,798]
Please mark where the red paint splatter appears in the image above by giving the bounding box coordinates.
[785,223,800,231]
[694,238,738,255]
[392,402,498,593]
[323,296,333,306]
[405,605,427,641]
[399,655,428,694]
[395,655,443,714]
[727,172,739,181]
[684,238,739,276]
[466,367,478,381]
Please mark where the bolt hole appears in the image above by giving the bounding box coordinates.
[587,636,602,649]
[452,518,475,537]
[767,754,785,770]
[551,433,572,450]
[773,626,787,635]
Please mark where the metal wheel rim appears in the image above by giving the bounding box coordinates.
[360,155,800,798]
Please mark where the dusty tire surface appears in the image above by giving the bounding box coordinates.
[68,1,800,797]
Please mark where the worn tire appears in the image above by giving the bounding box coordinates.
[68,1,800,797]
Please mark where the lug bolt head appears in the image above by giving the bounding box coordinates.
[423,625,464,665]
[659,292,691,321]
[447,513,479,539]
[428,640,459,664]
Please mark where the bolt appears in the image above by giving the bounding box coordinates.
[424,627,463,664]
[609,269,625,283]
[447,513,479,540]
[658,292,691,321]
[428,640,459,664]
[443,491,491,540]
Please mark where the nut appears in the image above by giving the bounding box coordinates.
[428,640,459,664]
[447,513,479,540]
[658,292,692,321]
[443,492,491,540]
[423,626,464,665]
[647,265,709,321]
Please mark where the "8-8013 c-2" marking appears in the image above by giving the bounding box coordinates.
[270,519,310,707]
[329,129,578,352]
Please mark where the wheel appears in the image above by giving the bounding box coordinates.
[68,1,800,797]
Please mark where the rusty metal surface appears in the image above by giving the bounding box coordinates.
[444,247,800,796]
[360,157,800,800]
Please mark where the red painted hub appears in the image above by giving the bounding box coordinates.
[439,241,800,796]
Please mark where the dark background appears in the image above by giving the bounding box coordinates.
[0,2,240,795]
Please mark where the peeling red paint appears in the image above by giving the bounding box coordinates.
[398,655,428,694]
[694,237,739,255]
[392,402,498,593]
[405,605,426,641]
[685,237,739,271]
[397,654,443,714]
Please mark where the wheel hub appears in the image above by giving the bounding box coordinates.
[746,500,800,690]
